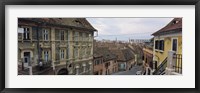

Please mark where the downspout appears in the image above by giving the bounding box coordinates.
[37,22,40,65]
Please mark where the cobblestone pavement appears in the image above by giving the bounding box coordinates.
[112,65,143,75]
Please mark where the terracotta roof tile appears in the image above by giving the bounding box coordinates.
[94,47,117,61]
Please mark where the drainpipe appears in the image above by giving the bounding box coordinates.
[153,55,159,71]
[37,22,41,65]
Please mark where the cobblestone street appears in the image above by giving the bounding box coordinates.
[112,65,143,75]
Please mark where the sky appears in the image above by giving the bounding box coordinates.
[86,18,174,41]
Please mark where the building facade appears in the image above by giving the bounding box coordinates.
[152,18,182,75]
[93,47,118,75]
[18,18,97,75]
[142,46,153,75]
[93,55,103,75]
[111,48,135,71]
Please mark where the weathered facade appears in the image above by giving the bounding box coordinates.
[110,48,135,71]
[18,18,97,75]
[93,55,103,75]
[93,47,118,75]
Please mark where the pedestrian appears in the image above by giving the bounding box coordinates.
[39,61,43,71]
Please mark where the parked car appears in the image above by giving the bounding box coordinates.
[136,71,142,75]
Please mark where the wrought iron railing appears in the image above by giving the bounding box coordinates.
[153,57,168,75]
[173,54,182,74]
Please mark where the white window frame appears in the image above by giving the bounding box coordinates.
[23,27,30,40]
[43,29,48,41]
[44,51,49,62]
[60,49,65,59]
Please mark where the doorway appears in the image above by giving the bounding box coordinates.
[23,52,30,68]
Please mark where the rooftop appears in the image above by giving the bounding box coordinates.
[18,18,97,31]
[110,48,134,62]
[152,18,182,36]
[94,47,117,62]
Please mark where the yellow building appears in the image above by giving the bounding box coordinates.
[152,18,182,74]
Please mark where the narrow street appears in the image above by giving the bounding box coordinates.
[112,65,143,75]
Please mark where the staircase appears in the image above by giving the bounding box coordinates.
[153,57,167,75]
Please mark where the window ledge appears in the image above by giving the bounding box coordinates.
[155,49,164,53]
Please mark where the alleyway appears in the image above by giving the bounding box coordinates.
[112,65,143,75]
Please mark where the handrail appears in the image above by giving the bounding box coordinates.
[153,57,168,75]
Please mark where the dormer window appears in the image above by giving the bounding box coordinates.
[173,20,179,24]
[74,20,84,27]
[75,20,80,23]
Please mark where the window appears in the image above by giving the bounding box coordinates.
[96,60,100,65]
[173,20,179,24]
[155,40,164,51]
[89,34,92,41]
[82,33,86,41]
[24,57,28,63]
[172,39,178,51]
[99,60,102,64]
[155,40,159,50]
[74,32,79,45]
[159,40,164,51]
[74,47,78,58]
[23,27,30,40]
[60,30,64,40]
[43,29,48,40]
[74,32,79,40]
[60,49,65,59]
[44,51,49,62]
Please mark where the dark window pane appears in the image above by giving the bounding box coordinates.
[27,33,30,39]
[24,58,28,63]
[155,40,159,50]
[173,39,177,51]
[159,40,164,51]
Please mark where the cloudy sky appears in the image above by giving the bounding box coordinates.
[87,18,173,41]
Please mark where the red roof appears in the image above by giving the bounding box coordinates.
[152,18,182,36]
